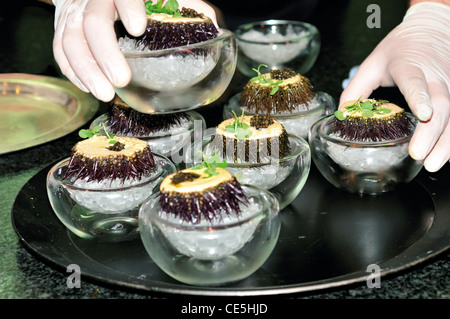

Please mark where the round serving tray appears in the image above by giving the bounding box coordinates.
[11,162,450,296]
[0,73,99,154]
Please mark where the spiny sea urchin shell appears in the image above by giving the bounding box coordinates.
[333,99,413,142]
[136,8,218,51]
[107,96,191,136]
[158,167,248,224]
[62,136,156,183]
[214,114,291,163]
[240,68,315,114]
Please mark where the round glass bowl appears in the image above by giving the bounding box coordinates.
[90,111,205,158]
[234,20,320,77]
[308,114,424,195]
[115,29,237,114]
[185,134,311,209]
[139,185,280,286]
[223,92,336,139]
[46,155,176,242]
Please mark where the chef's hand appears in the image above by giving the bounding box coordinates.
[50,0,217,102]
[340,2,450,172]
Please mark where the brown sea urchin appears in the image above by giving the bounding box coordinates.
[214,114,291,163]
[62,136,157,183]
[158,167,248,224]
[107,96,191,136]
[136,7,218,51]
[239,68,315,114]
[333,99,413,142]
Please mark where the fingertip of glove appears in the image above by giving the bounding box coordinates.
[416,104,433,121]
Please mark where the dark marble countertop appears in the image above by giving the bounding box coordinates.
[0,0,448,300]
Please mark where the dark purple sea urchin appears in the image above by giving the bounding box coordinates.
[136,8,218,51]
[158,168,248,224]
[107,96,191,136]
[240,68,316,114]
[62,136,157,183]
[333,100,413,142]
[214,115,291,163]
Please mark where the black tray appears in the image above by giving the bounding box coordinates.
[11,162,450,296]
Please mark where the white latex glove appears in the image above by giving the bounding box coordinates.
[340,2,450,172]
[52,0,217,102]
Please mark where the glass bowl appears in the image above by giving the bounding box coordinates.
[308,114,424,195]
[115,28,237,114]
[223,92,336,139]
[46,155,177,242]
[234,20,320,77]
[90,111,205,158]
[184,134,311,209]
[138,185,280,286]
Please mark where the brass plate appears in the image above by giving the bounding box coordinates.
[0,73,98,154]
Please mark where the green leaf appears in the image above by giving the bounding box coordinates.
[334,110,346,121]
[225,125,236,133]
[361,100,373,110]
[377,108,392,114]
[270,86,279,95]
[235,127,252,140]
[362,109,374,118]
[208,153,222,163]
[215,161,228,168]
[92,125,101,134]
[163,0,179,12]
[78,129,93,139]
[108,140,118,145]
[204,167,219,177]
[191,163,203,170]
[145,0,179,15]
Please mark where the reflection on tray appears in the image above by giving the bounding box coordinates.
[272,168,435,283]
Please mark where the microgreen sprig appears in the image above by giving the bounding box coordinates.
[192,151,228,178]
[225,109,253,140]
[145,0,181,17]
[334,97,391,121]
[250,64,283,95]
[79,123,118,145]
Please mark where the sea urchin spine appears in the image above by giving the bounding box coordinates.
[158,168,248,224]
[136,8,218,51]
[62,136,157,183]
[240,68,315,114]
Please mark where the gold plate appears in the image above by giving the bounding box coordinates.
[0,73,98,154]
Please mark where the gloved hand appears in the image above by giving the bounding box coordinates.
[340,2,450,172]
[52,0,217,102]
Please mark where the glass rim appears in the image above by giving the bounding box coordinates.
[90,111,205,140]
[49,155,169,192]
[140,184,278,230]
[120,28,234,58]
[186,133,310,168]
[234,20,318,45]
[230,92,333,119]
[313,113,417,147]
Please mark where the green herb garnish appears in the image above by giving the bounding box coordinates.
[145,0,181,17]
[192,151,228,178]
[79,123,118,145]
[225,109,253,140]
[334,97,391,121]
[250,64,283,95]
